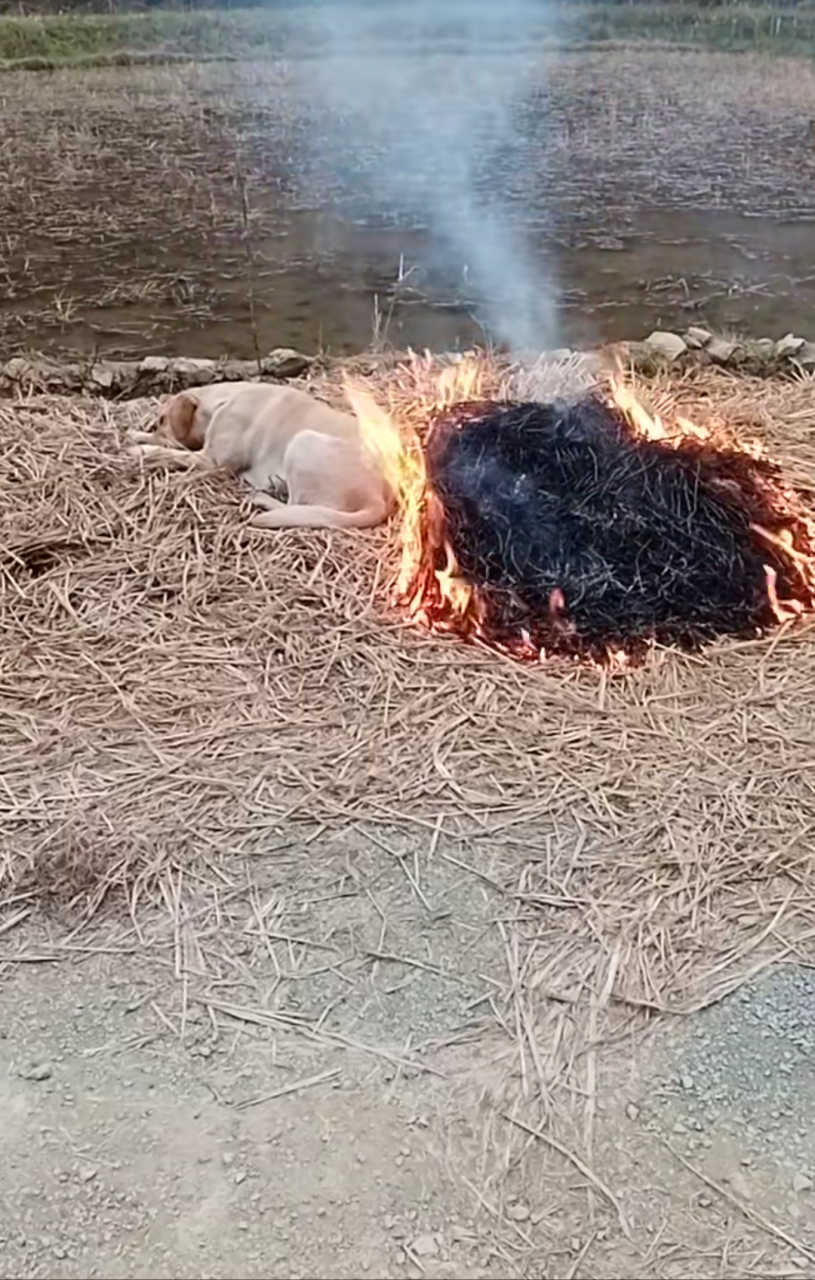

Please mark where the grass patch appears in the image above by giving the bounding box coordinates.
[2,3,815,70]
[0,10,297,65]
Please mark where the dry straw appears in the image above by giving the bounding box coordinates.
[3,355,815,1096]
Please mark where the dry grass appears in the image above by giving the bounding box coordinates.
[4,357,815,1276]
[3,357,815,992]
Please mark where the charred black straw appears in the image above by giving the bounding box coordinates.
[423,394,813,661]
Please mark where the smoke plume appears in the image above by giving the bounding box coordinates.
[309,0,558,352]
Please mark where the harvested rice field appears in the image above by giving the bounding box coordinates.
[2,43,815,357]
[4,9,815,1279]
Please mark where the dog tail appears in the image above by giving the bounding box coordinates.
[250,502,389,531]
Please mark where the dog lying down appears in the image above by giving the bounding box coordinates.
[127,381,394,530]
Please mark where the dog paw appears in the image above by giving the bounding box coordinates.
[246,491,285,511]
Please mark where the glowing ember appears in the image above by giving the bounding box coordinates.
[348,358,815,665]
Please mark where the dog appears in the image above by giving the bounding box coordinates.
[127,381,394,530]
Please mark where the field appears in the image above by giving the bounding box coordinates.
[2,30,815,360]
[4,7,815,1280]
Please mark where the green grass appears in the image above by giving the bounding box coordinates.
[0,10,295,65]
[0,2,814,71]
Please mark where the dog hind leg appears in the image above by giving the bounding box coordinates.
[246,491,285,511]
[249,503,386,530]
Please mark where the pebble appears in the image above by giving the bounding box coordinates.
[19,1063,52,1082]
[707,336,738,364]
[793,1172,813,1194]
[644,331,687,362]
[626,1102,640,1121]
[685,326,713,348]
[507,1203,530,1221]
[411,1234,438,1258]
[775,333,805,358]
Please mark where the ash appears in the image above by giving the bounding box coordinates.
[424,394,809,660]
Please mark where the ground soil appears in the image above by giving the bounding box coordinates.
[4,927,815,1279]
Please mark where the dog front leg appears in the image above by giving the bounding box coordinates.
[127,443,211,471]
[126,429,161,445]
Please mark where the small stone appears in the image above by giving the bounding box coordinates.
[706,337,737,364]
[626,1102,640,1121]
[262,348,311,378]
[698,1195,712,1208]
[80,1167,98,1183]
[90,365,115,389]
[234,1170,247,1185]
[685,326,713,348]
[776,333,806,358]
[794,341,815,369]
[169,357,218,382]
[19,1063,52,1081]
[507,1203,530,1221]
[411,1234,439,1258]
[139,355,169,374]
[644,331,687,362]
[793,1172,813,1194]
[680,1074,694,1091]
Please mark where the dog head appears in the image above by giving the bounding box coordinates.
[157,391,206,450]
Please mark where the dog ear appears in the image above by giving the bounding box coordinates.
[165,392,201,448]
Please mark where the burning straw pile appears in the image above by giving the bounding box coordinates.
[351,355,815,665]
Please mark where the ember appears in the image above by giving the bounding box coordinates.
[349,362,815,665]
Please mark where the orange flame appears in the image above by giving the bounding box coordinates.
[346,357,487,634]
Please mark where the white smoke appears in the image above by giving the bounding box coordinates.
[308,0,559,352]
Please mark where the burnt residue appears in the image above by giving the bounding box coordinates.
[423,395,814,661]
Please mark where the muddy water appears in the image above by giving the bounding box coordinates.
[4,48,815,359]
[177,205,815,356]
[16,204,815,361]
